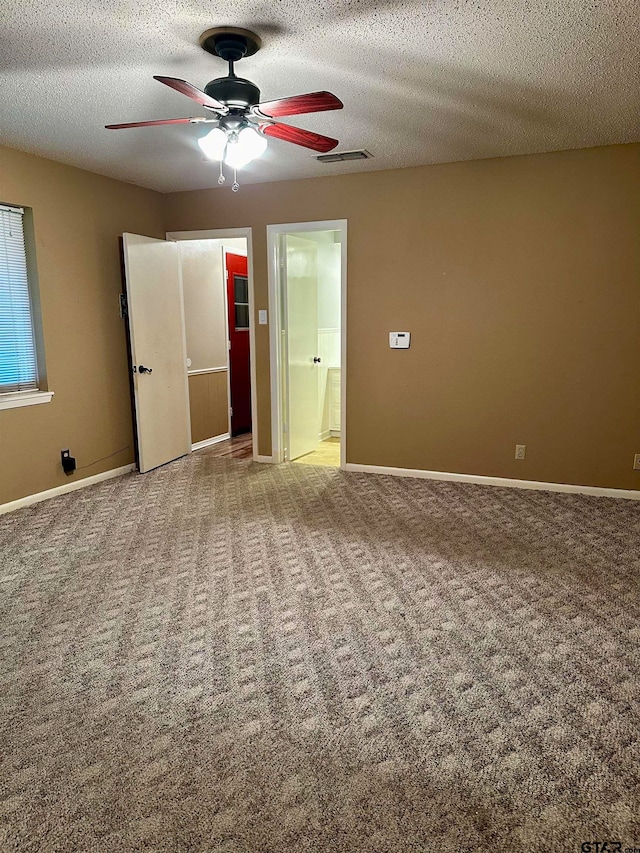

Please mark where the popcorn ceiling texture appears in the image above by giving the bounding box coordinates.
[0,454,639,850]
[0,0,638,191]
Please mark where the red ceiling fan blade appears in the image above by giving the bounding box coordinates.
[261,122,339,153]
[105,118,201,129]
[153,76,227,112]
[253,91,343,118]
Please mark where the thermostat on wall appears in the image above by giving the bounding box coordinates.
[389,332,411,349]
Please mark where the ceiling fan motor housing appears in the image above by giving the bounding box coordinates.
[204,76,261,110]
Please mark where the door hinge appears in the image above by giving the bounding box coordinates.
[229,407,233,416]
[283,422,288,434]
[119,293,128,319]
[228,340,231,351]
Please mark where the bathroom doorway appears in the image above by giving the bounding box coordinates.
[267,220,347,469]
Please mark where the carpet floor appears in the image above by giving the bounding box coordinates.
[0,456,639,852]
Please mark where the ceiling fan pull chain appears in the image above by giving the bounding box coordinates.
[232,166,240,192]
[217,158,226,185]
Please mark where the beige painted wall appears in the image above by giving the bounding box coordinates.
[0,145,164,505]
[188,371,229,444]
[1,142,637,503]
[164,143,640,490]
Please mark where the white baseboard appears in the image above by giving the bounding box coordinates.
[254,455,274,463]
[330,430,341,438]
[191,433,230,452]
[0,464,136,516]
[344,463,640,501]
[319,429,331,441]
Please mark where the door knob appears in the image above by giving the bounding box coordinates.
[138,365,153,374]
[313,357,321,363]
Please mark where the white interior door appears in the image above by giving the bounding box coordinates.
[285,234,319,460]
[122,233,191,473]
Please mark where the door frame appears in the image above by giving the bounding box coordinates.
[267,219,347,469]
[166,227,258,461]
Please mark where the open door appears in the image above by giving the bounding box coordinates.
[122,233,191,473]
[285,234,319,460]
[225,252,251,436]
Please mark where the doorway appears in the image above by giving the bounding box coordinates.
[165,228,257,459]
[123,230,256,471]
[267,220,347,469]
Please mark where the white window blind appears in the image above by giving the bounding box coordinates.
[0,204,38,393]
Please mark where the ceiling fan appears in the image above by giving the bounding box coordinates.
[106,28,344,190]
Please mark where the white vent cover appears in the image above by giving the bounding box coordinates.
[315,149,373,163]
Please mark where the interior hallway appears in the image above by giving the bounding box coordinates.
[196,433,253,460]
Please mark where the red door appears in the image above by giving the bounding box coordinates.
[226,253,252,436]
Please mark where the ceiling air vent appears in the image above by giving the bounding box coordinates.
[315,149,373,163]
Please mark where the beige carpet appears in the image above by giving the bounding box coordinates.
[1,456,639,852]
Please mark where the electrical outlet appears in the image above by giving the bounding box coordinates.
[515,444,526,460]
[634,453,640,471]
[61,449,76,475]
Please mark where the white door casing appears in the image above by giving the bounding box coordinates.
[285,234,319,461]
[267,220,347,468]
[122,233,191,473]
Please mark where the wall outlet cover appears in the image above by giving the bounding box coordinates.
[634,453,640,471]
[515,444,526,460]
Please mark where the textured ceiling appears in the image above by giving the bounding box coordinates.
[0,0,638,193]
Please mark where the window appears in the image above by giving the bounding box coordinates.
[234,274,249,330]
[0,203,51,409]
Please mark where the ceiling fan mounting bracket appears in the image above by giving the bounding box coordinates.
[199,28,262,63]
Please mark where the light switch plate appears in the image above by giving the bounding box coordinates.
[389,332,411,349]
[258,310,268,325]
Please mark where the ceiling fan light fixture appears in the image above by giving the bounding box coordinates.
[224,126,267,168]
[198,126,227,160]
[106,28,343,192]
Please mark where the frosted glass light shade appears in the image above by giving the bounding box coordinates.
[224,127,267,168]
[198,127,227,160]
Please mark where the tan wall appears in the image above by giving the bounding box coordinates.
[0,145,164,505]
[2,142,637,503]
[188,371,229,444]
[164,143,640,490]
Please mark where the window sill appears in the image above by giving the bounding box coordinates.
[0,390,54,411]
